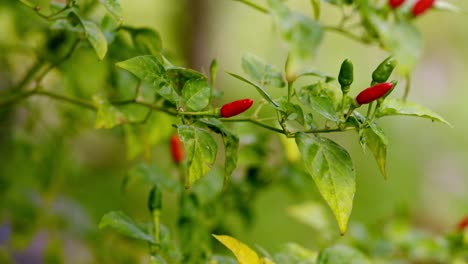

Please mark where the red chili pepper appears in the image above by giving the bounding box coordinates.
[220,99,254,118]
[356,82,393,105]
[412,0,435,17]
[389,0,405,9]
[456,215,468,231]
[170,134,184,164]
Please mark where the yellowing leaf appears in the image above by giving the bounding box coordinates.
[280,135,301,163]
[213,235,260,264]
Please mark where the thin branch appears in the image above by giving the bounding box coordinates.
[323,25,372,45]
[303,126,356,134]
[0,90,36,108]
[221,118,284,133]
[232,0,268,14]
[35,90,97,110]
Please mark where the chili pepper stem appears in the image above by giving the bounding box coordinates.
[152,210,161,246]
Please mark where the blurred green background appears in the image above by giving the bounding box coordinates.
[0,0,467,262]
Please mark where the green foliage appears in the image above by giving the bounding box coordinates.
[295,133,355,234]
[0,0,463,262]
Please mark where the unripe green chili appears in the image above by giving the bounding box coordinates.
[338,59,354,94]
[372,56,397,84]
[148,185,162,213]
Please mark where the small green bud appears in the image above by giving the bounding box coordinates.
[338,59,354,94]
[372,56,397,84]
[148,185,162,212]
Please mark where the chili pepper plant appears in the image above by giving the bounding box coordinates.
[0,0,466,263]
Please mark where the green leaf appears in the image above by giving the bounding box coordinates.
[166,66,207,91]
[295,133,355,234]
[93,95,126,129]
[99,0,123,23]
[376,98,452,126]
[361,123,388,179]
[132,28,163,55]
[316,245,369,264]
[83,20,108,60]
[177,125,218,188]
[213,235,261,264]
[241,53,285,88]
[116,55,179,103]
[182,79,210,111]
[199,118,239,186]
[99,211,155,243]
[268,0,323,58]
[373,19,422,74]
[278,99,305,126]
[298,84,340,122]
[227,72,280,108]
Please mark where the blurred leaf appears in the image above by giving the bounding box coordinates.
[227,72,280,108]
[213,235,261,264]
[116,55,179,103]
[132,28,163,55]
[99,211,155,243]
[123,112,173,159]
[83,20,108,60]
[177,125,217,188]
[376,98,452,126]
[93,95,126,129]
[288,201,330,230]
[360,123,388,179]
[434,1,465,14]
[241,53,285,88]
[199,118,239,186]
[274,243,317,264]
[182,79,210,111]
[210,255,237,264]
[124,163,180,192]
[373,19,422,74]
[298,84,340,122]
[295,133,355,234]
[316,245,369,264]
[268,0,323,58]
[99,0,123,23]
[149,256,167,264]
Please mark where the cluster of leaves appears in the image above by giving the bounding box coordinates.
[0,0,463,263]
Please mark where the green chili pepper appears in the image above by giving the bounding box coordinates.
[338,59,354,94]
[148,185,162,213]
[372,56,397,84]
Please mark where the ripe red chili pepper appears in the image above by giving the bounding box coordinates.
[170,134,184,164]
[220,99,254,118]
[389,0,405,9]
[356,82,393,105]
[412,0,435,17]
[456,215,468,231]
